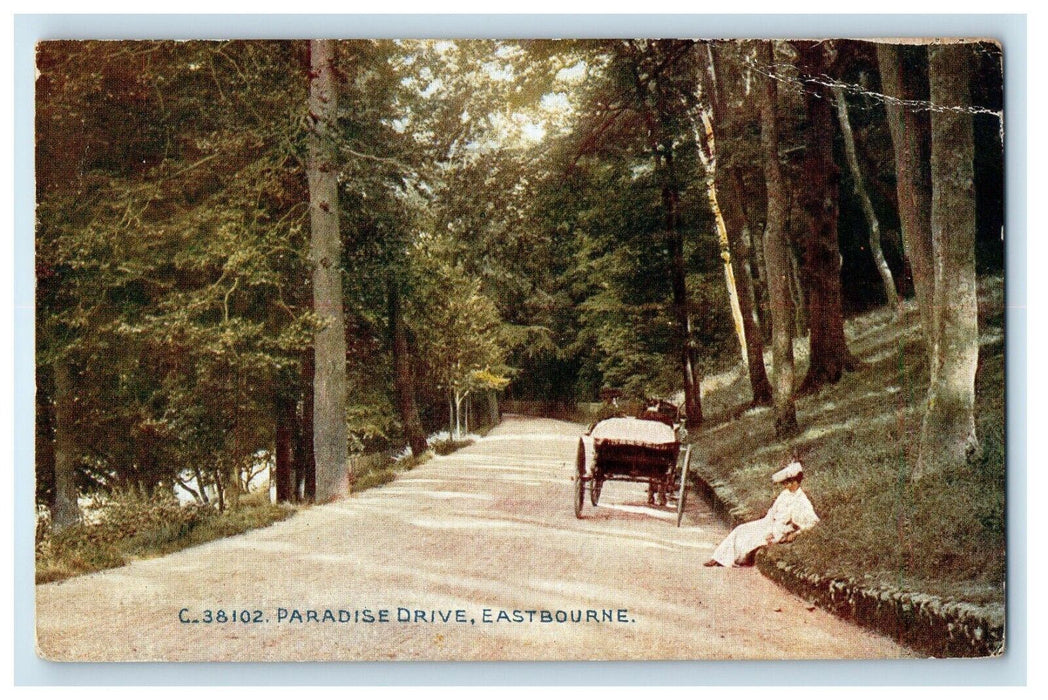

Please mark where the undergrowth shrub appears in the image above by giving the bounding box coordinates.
[353,468,398,492]
[693,280,1005,604]
[94,488,215,542]
[36,488,292,584]
[348,448,433,494]
[432,438,474,455]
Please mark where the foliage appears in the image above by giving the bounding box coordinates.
[36,489,293,583]
[37,41,314,499]
[349,448,434,493]
[35,40,1004,604]
[692,279,1005,604]
[431,438,476,456]
[410,237,511,401]
[351,468,399,493]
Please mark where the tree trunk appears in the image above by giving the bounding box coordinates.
[698,115,749,368]
[750,222,773,344]
[732,167,771,342]
[757,40,799,437]
[227,369,243,510]
[174,476,203,504]
[274,391,295,503]
[721,174,773,405]
[228,464,242,508]
[298,348,317,502]
[701,44,773,405]
[794,41,856,394]
[488,391,499,427]
[389,277,429,457]
[51,360,81,531]
[192,464,210,504]
[877,43,936,376]
[454,390,464,439]
[36,367,57,513]
[633,55,703,428]
[787,244,808,337]
[833,85,900,310]
[914,43,980,480]
[307,39,348,502]
[664,177,703,428]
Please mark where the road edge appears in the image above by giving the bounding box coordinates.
[690,472,1005,658]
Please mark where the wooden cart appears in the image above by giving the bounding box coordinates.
[573,415,692,527]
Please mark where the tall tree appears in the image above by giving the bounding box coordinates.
[665,154,704,428]
[757,41,799,437]
[35,369,57,513]
[914,42,980,479]
[307,39,349,501]
[298,349,317,501]
[833,84,900,310]
[623,40,705,425]
[877,43,936,371]
[695,108,749,371]
[701,40,773,406]
[389,277,429,456]
[411,241,510,439]
[274,388,296,503]
[37,41,319,512]
[731,167,773,342]
[50,361,82,530]
[793,41,857,393]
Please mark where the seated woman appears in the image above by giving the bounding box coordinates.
[704,461,819,567]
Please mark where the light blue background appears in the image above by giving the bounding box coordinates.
[13,13,1027,686]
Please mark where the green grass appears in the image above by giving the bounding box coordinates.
[692,277,1005,607]
[36,490,295,584]
[352,432,489,491]
[350,448,434,493]
[37,436,479,584]
[352,468,400,492]
[431,438,475,455]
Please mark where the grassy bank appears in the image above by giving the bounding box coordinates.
[349,430,497,491]
[37,434,484,584]
[36,490,295,584]
[350,449,434,492]
[692,276,1005,608]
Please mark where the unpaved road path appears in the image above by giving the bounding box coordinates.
[36,416,910,661]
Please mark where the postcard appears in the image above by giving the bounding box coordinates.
[32,36,1005,662]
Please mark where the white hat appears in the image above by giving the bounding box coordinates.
[772,461,803,483]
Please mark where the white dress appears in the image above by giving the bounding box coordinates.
[709,488,820,567]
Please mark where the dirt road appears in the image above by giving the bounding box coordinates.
[36,416,910,661]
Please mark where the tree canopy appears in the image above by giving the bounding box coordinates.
[35,38,1004,522]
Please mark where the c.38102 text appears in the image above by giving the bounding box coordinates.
[178,608,266,624]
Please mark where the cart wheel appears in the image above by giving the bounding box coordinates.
[590,478,603,507]
[676,445,691,527]
[574,475,585,519]
[574,438,586,519]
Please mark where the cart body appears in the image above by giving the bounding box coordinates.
[573,415,691,526]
